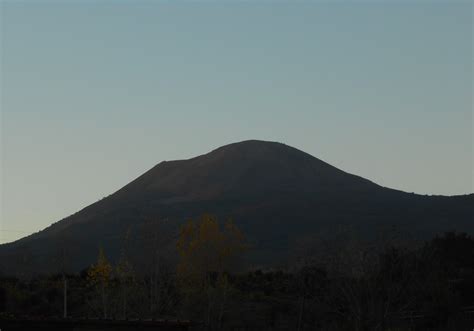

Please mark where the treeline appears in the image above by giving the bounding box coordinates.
[1,215,474,331]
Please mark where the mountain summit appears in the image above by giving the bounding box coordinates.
[118,140,377,202]
[1,140,472,275]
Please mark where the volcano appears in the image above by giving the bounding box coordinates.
[1,140,472,275]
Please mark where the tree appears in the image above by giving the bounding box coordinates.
[176,214,246,330]
[87,247,112,319]
[116,229,134,320]
[54,232,74,319]
[137,218,177,317]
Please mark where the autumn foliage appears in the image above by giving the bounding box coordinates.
[177,214,246,283]
[176,214,247,329]
[87,247,112,318]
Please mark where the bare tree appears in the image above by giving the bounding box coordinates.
[116,227,134,319]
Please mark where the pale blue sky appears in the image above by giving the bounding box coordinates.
[0,1,472,244]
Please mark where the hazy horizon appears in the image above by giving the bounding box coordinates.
[1,1,473,244]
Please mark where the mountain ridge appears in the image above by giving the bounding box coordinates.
[1,140,472,275]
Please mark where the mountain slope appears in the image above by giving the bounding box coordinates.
[1,140,472,275]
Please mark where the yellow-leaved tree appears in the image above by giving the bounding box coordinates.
[177,214,246,330]
[87,247,112,319]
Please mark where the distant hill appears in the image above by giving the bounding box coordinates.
[1,140,472,275]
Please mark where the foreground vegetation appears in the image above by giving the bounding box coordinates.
[1,215,474,331]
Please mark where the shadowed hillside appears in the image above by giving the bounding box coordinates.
[1,140,472,275]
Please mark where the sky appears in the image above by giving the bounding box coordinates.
[0,1,472,244]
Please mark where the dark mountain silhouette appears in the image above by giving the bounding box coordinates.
[1,140,472,275]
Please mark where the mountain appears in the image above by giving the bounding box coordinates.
[1,140,473,275]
